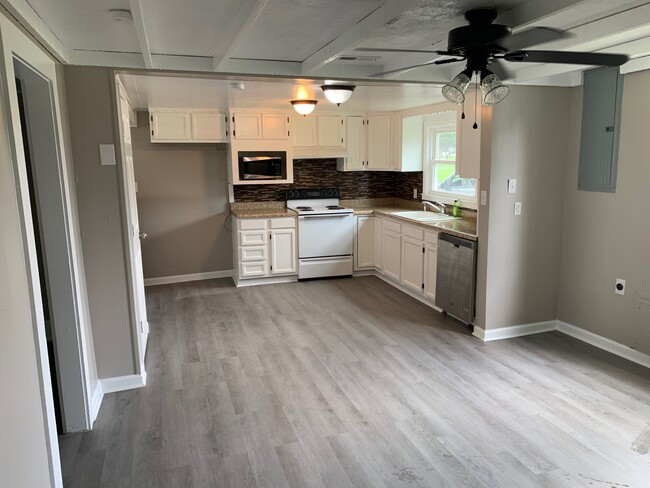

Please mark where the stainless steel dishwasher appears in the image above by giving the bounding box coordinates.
[435,233,478,324]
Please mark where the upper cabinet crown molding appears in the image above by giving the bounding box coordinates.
[150,108,228,143]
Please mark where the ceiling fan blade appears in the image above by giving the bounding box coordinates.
[371,58,464,77]
[355,47,452,55]
[499,27,569,51]
[504,50,629,67]
[488,60,513,81]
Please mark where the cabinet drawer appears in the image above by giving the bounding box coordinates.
[239,230,267,246]
[238,219,268,231]
[383,219,401,234]
[270,217,296,229]
[239,245,267,262]
[425,230,439,245]
[402,224,424,241]
[239,261,268,278]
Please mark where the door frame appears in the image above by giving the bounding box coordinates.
[112,74,148,379]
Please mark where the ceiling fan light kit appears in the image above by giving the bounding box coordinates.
[442,68,472,104]
[321,85,356,106]
[480,71,510,106]
[290,99,318,116]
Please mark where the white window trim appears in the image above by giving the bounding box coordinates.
[422,123,478,209]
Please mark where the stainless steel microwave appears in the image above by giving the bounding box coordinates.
[238,151,287,181]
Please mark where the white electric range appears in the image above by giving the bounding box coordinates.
[286,188,354,279]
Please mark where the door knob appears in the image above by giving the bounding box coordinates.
[139,232,148,239]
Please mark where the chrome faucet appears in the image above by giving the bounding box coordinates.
[423,201,446,214]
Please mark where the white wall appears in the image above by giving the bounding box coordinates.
[558,73,650,354]
[478,85,572,330]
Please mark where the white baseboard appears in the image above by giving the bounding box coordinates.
[557,321,650,369]
[234,275,298,287]
[100,373,147,394]
[473,320,557,342]
[89,381,104,426]
[144,269,233,287]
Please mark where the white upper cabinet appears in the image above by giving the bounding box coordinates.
[366,114,392,170]
[291,116,318,147]
[262,114,290,139]
[233,113,262,139]
[233,112,289,140]
[344,115,365,170]
[150,110,228,143]
[318,115,345,147]
[150,112,191,142]
[396,114,424,172]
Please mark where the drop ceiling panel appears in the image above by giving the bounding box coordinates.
[27,0,140,53]
[140,0,241,56]
[231,0,384,61]
[120,74,446,113]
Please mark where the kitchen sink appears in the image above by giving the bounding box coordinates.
[390,210,457,222]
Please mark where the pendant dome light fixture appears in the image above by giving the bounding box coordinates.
[321,85,356,106]
[290,99,318,116]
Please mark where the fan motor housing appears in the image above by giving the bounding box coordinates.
[447,24,511,55]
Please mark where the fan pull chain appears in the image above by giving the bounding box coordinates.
[473,73,479,129]
[461,99,465,119]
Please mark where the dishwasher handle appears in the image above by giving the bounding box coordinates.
[438,232,477,250]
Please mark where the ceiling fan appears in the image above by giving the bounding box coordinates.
[358,8,629,105]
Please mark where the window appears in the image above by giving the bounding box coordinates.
[422,111,477,207]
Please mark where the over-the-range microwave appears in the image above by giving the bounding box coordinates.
[238,151,287,181]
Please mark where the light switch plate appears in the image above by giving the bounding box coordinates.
[514,202,522,215]
[99,144,116,166]
[480,190,487,206]
[508,178,517,194]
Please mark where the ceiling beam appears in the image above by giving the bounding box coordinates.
[0,0,69,62]
[128,0,153,69]
[213,0,269,71]
[301,0,418,75]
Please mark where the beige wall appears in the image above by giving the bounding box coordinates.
[131,112,232,279]
[558,73,650,353]
[480,86,572,330]
[64,66,136,379]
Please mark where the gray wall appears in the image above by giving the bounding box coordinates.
[480,86,572,330]
[64,66,136,378]
[131,112,232,279]
[558,72,650,353]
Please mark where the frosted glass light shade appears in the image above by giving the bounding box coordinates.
[481,73,510,105]
[290,99,317,115]
[442,71,471,105]
[321,85,355,106]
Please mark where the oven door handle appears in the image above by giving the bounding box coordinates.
[298,214,352,219]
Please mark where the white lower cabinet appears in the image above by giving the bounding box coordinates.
[353,215,438,303]
[234,217,297,283]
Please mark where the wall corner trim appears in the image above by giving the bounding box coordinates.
[144,270,233,287]
[89,382,104,426]
[472,320,650,369]
[99,373,147,395]
[556,321,650,369]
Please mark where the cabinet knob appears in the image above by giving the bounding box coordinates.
[139,232,148,239]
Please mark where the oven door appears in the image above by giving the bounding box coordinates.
[298,214,353,258]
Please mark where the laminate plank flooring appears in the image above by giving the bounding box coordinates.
[59,277,650,487]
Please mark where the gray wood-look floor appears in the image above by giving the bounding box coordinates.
[59,276,650,487]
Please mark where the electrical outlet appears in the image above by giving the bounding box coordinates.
[615,278,626,295]
[508,178,517,194]
[514,202,522,215]
[413,188,418,199]
[480,190,487,206]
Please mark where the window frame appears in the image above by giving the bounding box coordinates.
[422,120,477,209]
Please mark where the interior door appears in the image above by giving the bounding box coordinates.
[118,85,149,369]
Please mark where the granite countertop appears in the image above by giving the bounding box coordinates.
[230,202,297,219]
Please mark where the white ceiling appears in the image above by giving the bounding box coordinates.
[11,0,650,84]
[119,73,448,112]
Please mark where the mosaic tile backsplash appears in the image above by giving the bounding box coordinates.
[233,159,424,202]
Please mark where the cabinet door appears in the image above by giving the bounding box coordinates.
[366,115,392,170]
[191,113,227,142]
[355,216,375,270]
[262,114,289,139]
[382,229,401,281]
[346,116,365,170]
[374,217,383,269]
[318,115,344,147]
[270,228,296,275]
[291,116,317,147]
[456,90,481,179]
[424,244,438,301]
[151,112,191,141]
[401,235,424,293]
[234,113,262,139]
